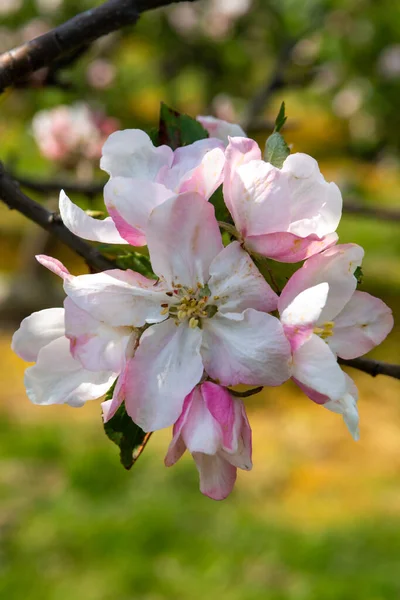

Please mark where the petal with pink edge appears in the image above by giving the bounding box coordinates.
[179,385,222,455]
[323,373,359,440]
[327,291,394,359]
[282,153,343,238]
[25,337,116,407]
[100,129,173,179]
[278,244,364,322]
[292,333,346,401]
[230,160,291,237]
[208,241,278,314]
[223,136,262,229]
[59,190,127,244]
[193,452,237,501]
[147,192,223,288]
[164,393,193,467]
[245,231,338,263]
[201,309,292,386]
[12,308,65,362]
[104,177,175,246]
[64,269,169,327]
[202,382,236,452]
[196,116,246,144]
[64,297,131,372]
[36,254,71,280]
[124,319,203,432]
[161,138,225,197]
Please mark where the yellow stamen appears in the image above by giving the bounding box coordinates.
[189,317,199,328]
[160,307,169,315]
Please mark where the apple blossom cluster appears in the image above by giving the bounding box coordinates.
[13,116,393,500]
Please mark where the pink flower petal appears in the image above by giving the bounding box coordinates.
[192,452,237,501]
[223,136,262,229]
[245,231,338,263]
[196,116,246,144]
[201,309,292,386]
[12,307,65,362]
[104,177,175,246]
[292,334,346,401]
[100,129,173,179]
[64,297,131,372]
[124,319,203,432]
[328,291,394,359]
[36,254,71,281]
[25,337,116,407]
[64,269,169,327]
[282,153,343,238]
[59,190,127,244]
[279,244,364,322]
[147,192,223,288]
[208,241,278,314]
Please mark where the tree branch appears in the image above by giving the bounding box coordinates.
[15,174,105,198]
[0,0,196,94]
[0,163,114,272]
[339,357,400,381]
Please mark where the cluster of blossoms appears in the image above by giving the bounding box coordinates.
[13,116,393,500]
[32,102,119,167]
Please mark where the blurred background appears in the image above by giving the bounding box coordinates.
[0,0,400,598]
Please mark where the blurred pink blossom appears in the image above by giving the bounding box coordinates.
[32,103,120,166]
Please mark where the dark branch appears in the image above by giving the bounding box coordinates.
[339,357,400,380]
[14,174,105,198]
[0,163,114,273]
[0,0,196,94]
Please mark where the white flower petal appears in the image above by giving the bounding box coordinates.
[12,308,65,362]
[201,309,292,386]
[100,129,173,179]
[147,192,223,287]
[124,319,203,432]
[292,334,346,400]
[64,269,169,327]
[208,241,278,314]
[25,337,116,407]
[59,190,127,244]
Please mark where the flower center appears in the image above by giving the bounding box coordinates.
[160,283,218,328]
[313,321,335,340]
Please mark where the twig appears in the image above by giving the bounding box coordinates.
[339,357,400,381]
[14,175,105,198]
[0,0,196,94]
[0,162,114,272]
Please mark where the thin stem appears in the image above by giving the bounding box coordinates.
[339,357,400,381]
[229,386,264,398]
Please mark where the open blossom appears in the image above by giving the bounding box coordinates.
[60,129,225,247]
[32,102,119,165]
[11,307,116,407]
[278,244,394,438]
[223,137,342,262]
[165,382,252,500]
[61,192,291,432]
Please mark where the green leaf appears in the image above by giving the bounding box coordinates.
[354,266,363,285]
[273,101,287,133]
[104,399,151,470]
[264,132,290,168]
[209,186,231,223]
[158,103,209,149]
[115,252,156,278]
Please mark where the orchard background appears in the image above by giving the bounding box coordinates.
[0,1,399,598]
